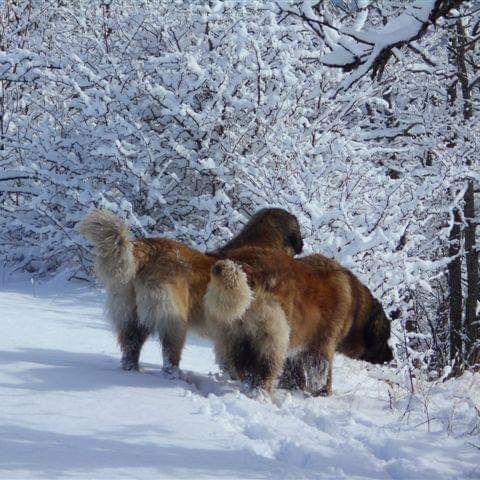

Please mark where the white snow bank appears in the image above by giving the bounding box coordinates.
[0,273,478,479]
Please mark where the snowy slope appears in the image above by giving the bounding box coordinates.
[0,273,479,479]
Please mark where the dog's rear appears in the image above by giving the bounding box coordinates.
[205,259,290,394]
[78,209,144,370]
[78,209,198,372]
[78,209,136,286]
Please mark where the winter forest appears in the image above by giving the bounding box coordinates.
[1,0,480,478]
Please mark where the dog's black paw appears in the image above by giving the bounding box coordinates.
[121,357,139,371]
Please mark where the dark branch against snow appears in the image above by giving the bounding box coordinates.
[319,0,466,90]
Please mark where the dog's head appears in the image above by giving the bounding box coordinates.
[256,208,303,255]
[213,208,303,257]
[360,299,394,364]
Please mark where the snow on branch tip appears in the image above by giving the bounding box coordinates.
[311,0,466,91]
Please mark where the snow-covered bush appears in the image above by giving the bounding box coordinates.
[0,0,339,270]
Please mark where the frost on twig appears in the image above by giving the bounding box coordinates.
[320,0,466,90]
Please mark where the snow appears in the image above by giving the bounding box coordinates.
[322,0,438,89]
[1,273,479,479]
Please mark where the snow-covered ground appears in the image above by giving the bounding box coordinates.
[1,272,479,479]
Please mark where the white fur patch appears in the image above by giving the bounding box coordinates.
[134,281,184,336]
[96,241,136,287]
[244,299,290,359]
[105,283,136,329]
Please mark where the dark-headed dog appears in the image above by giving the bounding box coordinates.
[203,249,393,395]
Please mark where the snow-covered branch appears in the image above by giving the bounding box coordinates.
[319,0,466,90]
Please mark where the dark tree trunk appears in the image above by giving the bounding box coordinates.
[464,181,479,366]
[454,19,478,368]
[448,207,463,368]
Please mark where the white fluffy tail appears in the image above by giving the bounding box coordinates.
[204,260,253,323]
[77,209,136,286]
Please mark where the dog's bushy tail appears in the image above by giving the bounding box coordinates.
[77,209,136,286]
[204,259,253,323]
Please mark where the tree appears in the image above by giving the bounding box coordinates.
[287,0,479,376]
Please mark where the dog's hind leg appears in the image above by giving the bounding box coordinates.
[106,283,149,370]
[135,280,189,373]
[278,355,306,390]
[161,322,187,374]
[118,320,151,371]
[160,281,189,374]
[303,339,335,396]
[232,300,290,395]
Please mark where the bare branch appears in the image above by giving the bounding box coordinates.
[319,0,466,90]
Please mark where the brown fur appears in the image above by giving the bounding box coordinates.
[77,208,303,372]
[204,250,393,396]
[209,208,303,257]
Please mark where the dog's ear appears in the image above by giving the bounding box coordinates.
[287,231,303,255]
[362,299,393,364]
[365,302,388,347]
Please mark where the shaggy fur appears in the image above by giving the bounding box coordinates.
[77,209,135,286]
[209,208,303,257]
[204,250,393,396]
[204,260,253,324]
[205,263,289,394]
[77,208,303,372]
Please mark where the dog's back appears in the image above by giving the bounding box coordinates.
[215,248,355,351]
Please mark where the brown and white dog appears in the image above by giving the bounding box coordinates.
[204,249,393,395]
[77,208,303,373]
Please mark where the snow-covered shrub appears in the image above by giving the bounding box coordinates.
[0,0,336,272]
